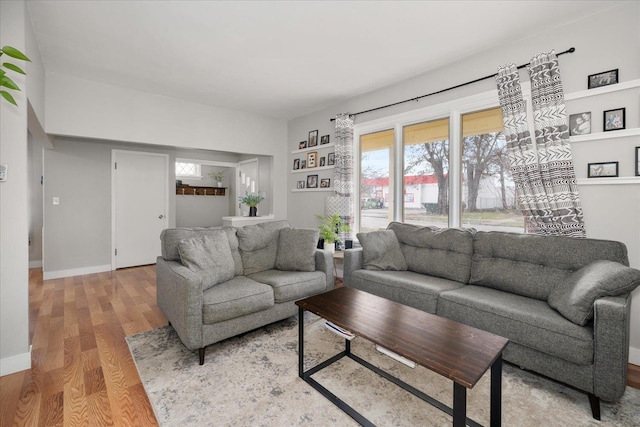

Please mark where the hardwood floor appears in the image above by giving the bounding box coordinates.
[1,266,638,426]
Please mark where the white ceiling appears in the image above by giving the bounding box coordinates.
[26,1,622,120]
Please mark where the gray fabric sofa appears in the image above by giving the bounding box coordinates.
[156,220,334,364]
[344,222,640,419]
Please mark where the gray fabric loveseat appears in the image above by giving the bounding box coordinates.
[344,222,640,419]
[157,220,334,364]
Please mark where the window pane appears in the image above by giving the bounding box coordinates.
[461,108,523,232]
[176,162,201,178]
[402,118,449,227]
[360,130,394,232]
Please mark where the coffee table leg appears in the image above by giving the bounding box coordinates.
[453,382,466,427]
[490,355,502,427]
[298,307,304,378]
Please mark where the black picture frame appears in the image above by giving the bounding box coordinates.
[569,112,591,136]
[327,152,335,166]
[588,161,618,178]
[293,158,300,170]
[320,178,331,188]
[300,159,306,169]
[635,147,640,177]
[320,135,330,145]
[306,174,318,188]
[298,140,307,150]
[319,156,326,167]
[603,108,625,132]
[308,130,318,147]
[588,69,618,89]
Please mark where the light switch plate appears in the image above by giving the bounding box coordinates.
[53,197,60,205]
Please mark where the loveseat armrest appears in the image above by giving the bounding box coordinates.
[343,248,363,286]
[156,256,205,350]
[315,249,335,291]
[593,294,632,401]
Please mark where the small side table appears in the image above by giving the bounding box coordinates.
[332,251,344,278]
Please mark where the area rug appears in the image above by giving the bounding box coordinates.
[126,314,640,426]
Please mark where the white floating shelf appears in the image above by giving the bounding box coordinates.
[570,128,640,143]
[291,143,335,154]
[291,165,334,174]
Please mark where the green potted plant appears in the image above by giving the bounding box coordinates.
[238,191,264,217]
[208,169,225,187]
[1,45,31,106]
[316,213,351,252]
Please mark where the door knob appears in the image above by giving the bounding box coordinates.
[158,214,164,219]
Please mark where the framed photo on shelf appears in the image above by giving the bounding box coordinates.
[569,112,591,136]
[327,152,335,166]
[293,159,300,170]
[588,69,618,89]
[308,130,318,147]
[320,178,331,188]
[320,135,330,145]
[306,174,318,188]
[300,159,306,169]
[635,147,640,176]
[298,140,307,150]
[588,161,618,178]
[307,151,318,168]
[297,180,305,189]
[319,156,326,167]
[603,108,625,132]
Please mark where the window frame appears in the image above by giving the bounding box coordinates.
[353,85,534,232]
[175,161,203,179]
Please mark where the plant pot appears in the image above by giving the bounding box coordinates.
[249,206,258,217]
[217,182,223,187]
[323,241,335,253]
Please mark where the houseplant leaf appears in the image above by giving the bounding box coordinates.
[0,90,17,106]
[0,75,20,90]
[3,62,26,75]
[1,46,31,61]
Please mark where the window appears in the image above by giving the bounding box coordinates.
[461,108,522,232]
[175,162,202,179]
[403,118,450,227]
[355,92,525,234]
[359,129,394,232]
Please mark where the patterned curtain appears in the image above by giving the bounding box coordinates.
[332,113,355,245]
[496,51,585,237]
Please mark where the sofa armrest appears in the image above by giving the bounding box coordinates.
[315,249,334,291]
[343,248,363,286]
[156,257,205,350]
[593,294,631,400]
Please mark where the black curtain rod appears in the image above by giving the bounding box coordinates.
[330,47,576,122]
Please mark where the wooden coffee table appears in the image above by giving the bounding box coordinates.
[296,287,509,427]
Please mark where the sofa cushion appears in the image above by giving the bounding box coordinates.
[275,228,319,272]
[237,220,290,275]
[202,276,274,324]
[437,285,594,365]
[350,270,465,314]
[548,260,640,326]
[248,270,326,303]
[387,222,474,283]
[177,231,235,291]
[357,230,407,271]
[469,231,630,301]
[161,226,243,276]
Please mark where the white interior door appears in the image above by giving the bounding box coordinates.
[112,150,168,269]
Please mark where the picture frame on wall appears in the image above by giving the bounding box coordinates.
[306,174,318,188]
[297,180,305,189]
[636,146,640,176]
[603,108,625,132]
[307,151,318,168]
[569,112,591,136]
[327,152,335,166]
[320,178,331,188]
[293,158,300,170]
[588,69,618,89]
[320,135,330,145]
[300,159,306,169]
[299,140,307,150]
[308,130,318,147]
[587,161,618,178]
[319,156,326,167]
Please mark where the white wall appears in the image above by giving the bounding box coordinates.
[1,0,31,376]
[176,165,233,227]
[28,133,43,267]
[287,2,640,362]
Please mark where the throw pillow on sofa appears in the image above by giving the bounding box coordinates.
[357,230,407,271]
[178,231,235,291]
[275,228,319,272]
[548,260,640,325]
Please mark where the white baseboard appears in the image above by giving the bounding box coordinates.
[29,260,42,269]
[629,346,640,366]
[43,264,112,280]
[0,347,31,376]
